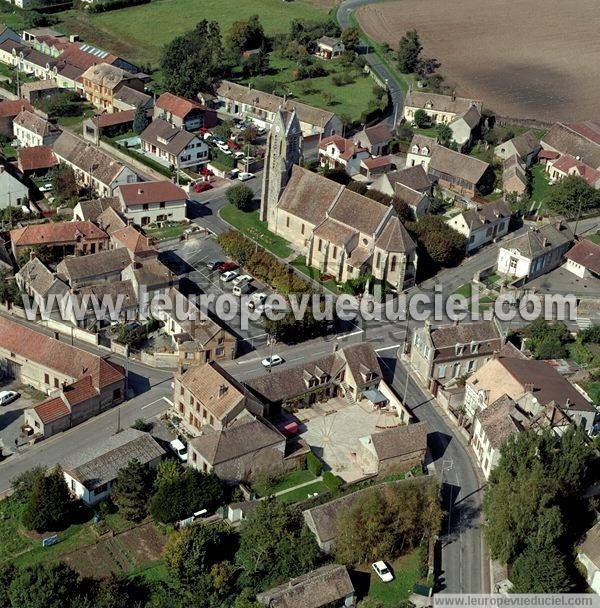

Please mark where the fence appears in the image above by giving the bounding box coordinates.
[140,350,180,369]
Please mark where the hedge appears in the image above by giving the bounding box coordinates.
[306,452,322,476]
[322,471,343,491]
[86,0,149,13]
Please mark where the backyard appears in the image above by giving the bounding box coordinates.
[55,0,329,67]
[252,469,329,503]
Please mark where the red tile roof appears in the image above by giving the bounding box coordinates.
[34,395,70,424]
[551,154,600,186]
[565,239,600,275]
[111,225,155,254]
[155,92,203,119]
[61,375,97,406]
[538,149,560,160]
[0,99,33,118]
[362,155,392,170]
[118,180,186,206]
[319,134,367,161]
[567,120,600,146]
[17,145,58,172]
[10,221,107,247]
[93,109,136,128]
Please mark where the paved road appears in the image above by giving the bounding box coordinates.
[337,0,404,129]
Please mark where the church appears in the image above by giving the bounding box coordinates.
[260,108,418,293]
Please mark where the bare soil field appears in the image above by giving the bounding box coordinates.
[356,0,600,123]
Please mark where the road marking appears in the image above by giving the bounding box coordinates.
[375,344,401,353]
[336,329,363,339]
[141,396,172,410]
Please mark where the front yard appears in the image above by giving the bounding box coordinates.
[219,204,293,258]
[290,256,342,294]
[145,221,188,241]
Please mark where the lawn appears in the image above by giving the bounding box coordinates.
[290,256,341,294]
[240,54,379,123]
[365,548,424,606]
[588,232,600,245]
[278,481,329,504]
[145,222,187,241]
[56,0,328,67]
[219,204,293,258]
[530,164,552,205]
[253,469,317,497]
[453,282,473,299]
[584,381,600,406]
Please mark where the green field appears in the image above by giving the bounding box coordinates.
[57,0,329,66]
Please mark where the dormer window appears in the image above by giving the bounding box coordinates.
[421,146,430,155]
[411,145,419,154]
[455,343,464,356]
[470,341,479,354]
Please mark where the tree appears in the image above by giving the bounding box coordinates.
[521,319,571,359]
[39,91,81,118]
[8,562,82,608]
[397,30,422,73]
[407,214,467,269]
[0,270,19,305]
[17,245,54,268]
[413,109,429,128]
[161,20,226,98]
[436,123,453,147]
[341,26,360,51]
[113,459,151,522]
[132,104,149,134]
[21,466,73,532]
[228,15,266,53]
[226,183,254,211]
[322,168,350,185]
[236,498,320,590]
[546,174,600,216]
[511,544,574,593]
[51,163,78,201]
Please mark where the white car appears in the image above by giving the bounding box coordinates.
[0,390,19,406]
[262,354,284,368]
[220,270,238,282]
[232,274,252,287]
[238,172,255,181]
[169,438,188,462]
[247,292,267,309]
[39,183,53,193]
[372,561,394,583]
[233,151,245,160]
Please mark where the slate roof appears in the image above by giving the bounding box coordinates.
[374,216,415,253]
[57,248,131,283]
[316,36,341,48]
[565,239,600,275]
[459,200,512,230]
[428,143,490,185]
[501,222,573,259]
[189,417,284,465]
[430,320,502,349]
[504,131,540,158]
[63,428,165,490]
[390,165,433,192]
[542,122,600,169]
[139,118,197,155]
[405,90,483,115]
[369,421,428,461]
[75,196,122,222]
[476,394,522,449]
[14,110,60,137]
[256,564,354,608]
[114,85,153,109]
[360,122,392,146]
[17,257,67,297]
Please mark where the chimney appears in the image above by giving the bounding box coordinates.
[541,237,548,247]
[555,219,563,231]
[524,382,534,393]
[565,398,571,408]
[29,249,36,261]
[452,90,456,101]
[218,384,228,397]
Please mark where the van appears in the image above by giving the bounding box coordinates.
[233,282,252,296]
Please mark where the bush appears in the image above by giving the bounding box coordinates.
[322,471,343,491]
[226,184,254,211]
[87,0,150,13]
[306,452,322,476]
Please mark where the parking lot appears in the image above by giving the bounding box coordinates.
[0,378,46,456]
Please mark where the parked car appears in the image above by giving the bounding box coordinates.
[372,561,394,583]
[226,169,240,179]
[247,292,267,309]
[193,181,213,193]
[0,390,19,406]
[220,270,238,282]
[217,261,238,272]
[39,183,53,192]
[233,151,245,160]
[261,354,284,368]
[232,274,252,287]
[169,438,188,462]
[238,172,255,181]
[200,167,214,177]
[233,282,252,296]
[205,259,222,271]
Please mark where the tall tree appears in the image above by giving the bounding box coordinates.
[226,184,254,211]
[397,30,422,73]
[341,26,360,51]
[436,123,453,147]
[8,562,82,608]
[228,15,266,53]
[511,544,574,593]
[132,104,150,134]
[161,20,225,98]
[21,466,72,532]
[546,174,600,217]
[113,459,150,522]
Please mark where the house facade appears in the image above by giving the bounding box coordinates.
[0,165,29,209]
[80,63,145,113]
[116,180,187,227]
[154,91,216,131]
[564,239,600,279]
[13,109,61,148]
[315,36,345,59]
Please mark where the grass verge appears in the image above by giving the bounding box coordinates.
[290,256,342,294]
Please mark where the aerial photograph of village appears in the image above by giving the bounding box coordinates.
[0,0,598,605]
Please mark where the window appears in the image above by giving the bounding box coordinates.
[438,364,447,379]
[390,256,397,272]
[179,402,184,414]
[54,378,59,389]
[180,385,184,396]
[301,224,305,235]
[142,204,148,211]
[467,359,475,372]
[286,216,290,228]
[159,202,165,209]
[113,388,121,400]
[376,252,381,268]
[44,373,49,384]
[192,452,197,462]
[332,246,337,259]
[318,239,322,252]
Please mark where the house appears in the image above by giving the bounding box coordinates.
[139,118,209,170]
[246,342,412,422]
[359,155,394,180]
[0,99,34,136]
[541,121,600,172]
[318,134,370,176]
[162,288,237,363]
[187,415,288,484]
[370,164,433,199]
[410,319,505,389]
[406,134,494,197]
[53,131,139,196]
[303,477,434,552]
[121,255,177,300]
[19,80,64,105]
[446,199,512,253]
[0,316,125,437]
[315,36,345,60]
[154,92,216,131]
[116,180,187,227]
[256,564,356,608]
[82,109,136,144]
[173,361,264,435]
[17,145,58,176]
[464,354,598,432]
[0,165,29,210]
[268,166,418,292]
[564,239,600,279]
[546,154,600,189]
[13,109,61,148]
[496,221,574,281]
[110,225,156,259]
[56,247,132,288]
[10,220,109,259]
[353,123,392,156]
[403,90,482,145]
[62,429,164,506]
[15,256,68,311]
[214,80,343,147]
[578,522,600,594]
[80,63,145,113]
[391,181,431,218]
[502,155,528,199]
[494,131,540,166]
[72,195,121,223]
[0,24,21,47]
[112,85,154,112]
[357,421,428,476]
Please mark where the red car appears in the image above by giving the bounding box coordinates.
[200,167,214,177]
[193,181,213,193]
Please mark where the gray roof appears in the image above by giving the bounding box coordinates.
[428,141,491,185]
[369,421,428,461]
[542,122,600,169]
[405,90,483,115]
[476,394,522,449]
[114,85,153,108]
[580,522,600,569]
[256,564,354,608]
[56,248,131,283]
[459,200,512,230]
[17,257,67,298]
[63,428,165,490]
[502,222,574,259]
[140,118,197,155]
[391,164,433,192]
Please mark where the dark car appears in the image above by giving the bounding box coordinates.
[194,181,213,193]
[217,261,238,273]
[205,259,222,271]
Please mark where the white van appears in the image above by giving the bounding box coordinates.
[233,282,252,296]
